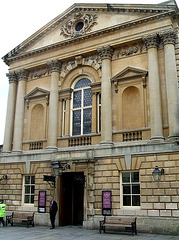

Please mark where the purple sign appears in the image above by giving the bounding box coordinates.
[38,191,46,213]
[102,191,112,216]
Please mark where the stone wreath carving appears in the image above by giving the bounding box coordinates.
[61,12,98,38]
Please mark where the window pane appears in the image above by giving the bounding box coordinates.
[73,110,81,135]
[25,176,30,184]
[123,184,130,194]
[31,186,35,194]
[123,195,131,206]
[132,195,140,206]
[73,91,81,108]
[74,78,91,89]
[25,195,30,203]
[83,108,92,134]
[132,184,140,194]
[84,89,92,107]
[131,172,139,182]
[25,186,30,194]
[99,94,101,104]
[31,176,35,184]
[31,195,34,204]
[122,172,130,183]
[99,106,101,132]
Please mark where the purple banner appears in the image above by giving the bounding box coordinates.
[102,191,111,209]
[38,191,46,213]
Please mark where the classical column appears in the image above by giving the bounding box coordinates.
[159,29,179,139]
[12,69,28,152]
[143,33,164,140]
[46,60,62,150]
[3,72,17,153]
[97,46,113,144]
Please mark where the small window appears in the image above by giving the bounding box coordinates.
[75,21,84,31]
[121,172,140,207]
[98,93,101,133]
[24,175,35,204]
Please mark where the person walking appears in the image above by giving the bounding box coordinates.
[49,196,58,229]
[0,200,6,227]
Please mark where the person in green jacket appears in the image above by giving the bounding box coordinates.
[0,200,6,226]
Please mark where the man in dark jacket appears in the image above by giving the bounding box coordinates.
[49,196,58,229]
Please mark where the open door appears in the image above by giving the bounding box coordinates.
[59,172,84,226]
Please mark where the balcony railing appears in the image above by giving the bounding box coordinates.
[123,131,142,142]
[69,136,91,147]
[29,141,43,150]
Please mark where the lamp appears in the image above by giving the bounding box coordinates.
[152,166,164,181]
[53,161,70,176]
[0,175,8,181]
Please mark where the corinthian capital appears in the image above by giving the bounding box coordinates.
[16,69,29,81]
[6,71,18,84]
[142,33,159,50]
[159,29,177,46]
[48,59,62,73]
[97,45,113,60]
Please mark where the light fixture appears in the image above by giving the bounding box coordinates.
[0,175,8,181]
[53,161,70,176]
[152,166,164,181]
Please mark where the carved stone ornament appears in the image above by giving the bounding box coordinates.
[6,71,18,84]
[30,68,48,80]
[113,43,143,59]
[159,29,177,46]
[16,69,29,81]
[47,59,62,73]
[97,46,113,60]
[61,12,98,38]
[142,33,159,50]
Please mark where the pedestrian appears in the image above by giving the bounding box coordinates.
[49,196,58,229]
[0,199,6,227]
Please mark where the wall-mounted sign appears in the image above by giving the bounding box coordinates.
[102,191,112,216]
[38,190,46,213]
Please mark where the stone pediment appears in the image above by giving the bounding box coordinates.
[25,87,50,100]
[2,1,177,64]
[111,66,148,81]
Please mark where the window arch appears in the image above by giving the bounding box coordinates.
[122,86,142,130]
[72,78,92,135]
[30,104,44,140]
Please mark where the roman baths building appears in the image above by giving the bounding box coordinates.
[1,0,179,234]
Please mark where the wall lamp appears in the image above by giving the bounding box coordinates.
[53,161,70,176]
[43,162,70,188]
[152,166,164,181]
[0,175,8,181]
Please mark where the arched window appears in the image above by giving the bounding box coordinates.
[72,78,92,135]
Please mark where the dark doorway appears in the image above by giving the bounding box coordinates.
[59,172,85,226]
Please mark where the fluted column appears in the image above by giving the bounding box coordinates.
[3,72,17,153]
[159,29,179,139]
[46,60,62,150]
[143,33,164,140]
[97,46,113,144]
[12,69,28,152]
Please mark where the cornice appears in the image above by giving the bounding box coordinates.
[2,9,177,65]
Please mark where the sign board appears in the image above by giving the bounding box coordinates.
[102,191,112,216]
[38,190,46,213]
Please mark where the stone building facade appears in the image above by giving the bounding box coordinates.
[1,0,179,234]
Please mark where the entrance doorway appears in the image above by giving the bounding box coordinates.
[59,172,85,226]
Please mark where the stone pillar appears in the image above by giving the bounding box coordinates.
[159,29,179,139]
[143,33,164,140]
[64,97,71,136]
[46,60,62,150]
[97,46,113,144]
[12,69,28,152]
[3,72,17,153]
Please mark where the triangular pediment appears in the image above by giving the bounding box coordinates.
[25,87,49,100]
[111,66,148,81]
[2,1,178,64]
